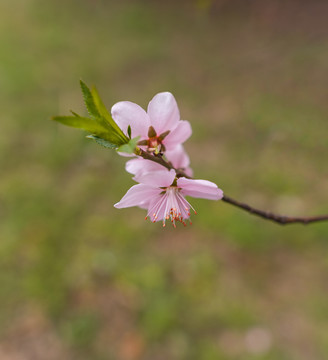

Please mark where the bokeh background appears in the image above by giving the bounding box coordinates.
[1,0,328,359]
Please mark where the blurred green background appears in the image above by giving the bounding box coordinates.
[1,0,328,359]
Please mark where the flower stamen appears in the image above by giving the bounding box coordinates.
[147,186,196,227]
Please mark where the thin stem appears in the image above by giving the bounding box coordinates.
[221,195,328,225]
[137,149,172,171]
[136,148,328,226]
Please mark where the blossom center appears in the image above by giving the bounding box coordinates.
[147,136,163,153]
[146,186,196,227]
[137,126,170,154]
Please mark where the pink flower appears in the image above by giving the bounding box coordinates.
[125,144,193,178]
[111,92,192,153]
[114,169,223,227]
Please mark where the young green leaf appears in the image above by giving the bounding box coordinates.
[86,135,118,149]
[80,81,128,144]
[79,80,100,120]
[52,116,107,134]
[117,136,140,154]
[53,115,121,144]
[53,81,130,148]
[91,86,128,142]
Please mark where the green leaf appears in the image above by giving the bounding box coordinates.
[80,80,128,145]
[91,86,128,142]
[117,136,140,154]
[53,80,131,148]
[53,114,125,145]
[79,80,100,120]
[127,125,132,139]
[90,87,111,119]
[52,116,107,134]
[86,135,118,149]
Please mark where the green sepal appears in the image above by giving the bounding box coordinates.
[117,136,140,154]
[148,125,157,138]
[86,135,118,149]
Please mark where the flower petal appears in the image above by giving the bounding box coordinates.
[134,169,176,187]
[165,144,190,169]
[147,92,180,134]
[138,201,151,210]
[146,193,167,222]
[114,184,159,209]
[125,158,164,176]
[111,101,150,138]
[183,167,194,178]
[164,120,192,149]
[177,178,223,200]
[165,144,193,177]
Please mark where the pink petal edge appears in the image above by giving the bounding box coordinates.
[114,184,159,209]
[164,120,192,149]
[147,92,180,134]
[134,169,176,188]
[125,158,164,176]
[177,178,223,200]
[111,101,150,139]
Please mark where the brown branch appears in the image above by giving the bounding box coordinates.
[136,148,328,226]
[137,149,172,171]
[221,195,328,225]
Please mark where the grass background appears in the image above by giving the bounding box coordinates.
[1,0,328,359]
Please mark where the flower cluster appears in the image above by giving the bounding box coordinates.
[54,82,328,227]
[112,92,223,227]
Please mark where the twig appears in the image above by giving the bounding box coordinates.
[221,195,328,225]
[136,148,328,225]
[137,149,172,171]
